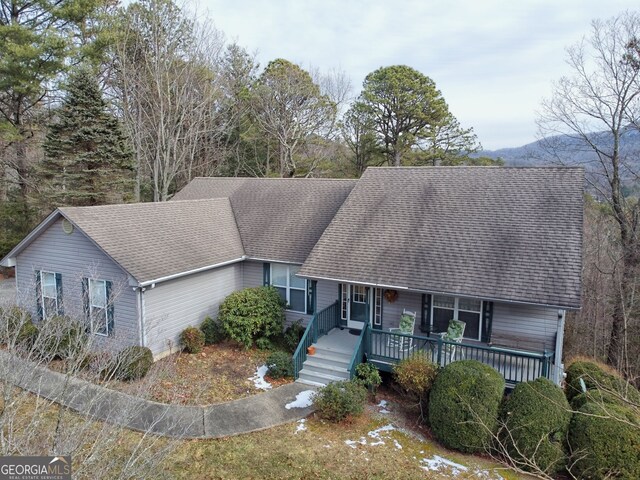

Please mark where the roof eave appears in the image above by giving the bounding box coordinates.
[298,272,580,311]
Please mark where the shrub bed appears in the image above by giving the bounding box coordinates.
[218,287,285,349]
[39,316,86,359]
[569,400,640,479]
[355,363,382,394]
[499,377,571,475]
[200,316,225,345]
[110,346,154,381]
[180,327,205,354]
[266,351,293,379]
[314,380,368,422]
[429,360,505,453]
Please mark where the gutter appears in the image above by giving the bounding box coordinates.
[298,273,579,311]
[137,256,246,287]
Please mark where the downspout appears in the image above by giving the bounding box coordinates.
[135,287,147,347]
[554,310,566,385]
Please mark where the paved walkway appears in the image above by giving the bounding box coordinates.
[0,350,316,439]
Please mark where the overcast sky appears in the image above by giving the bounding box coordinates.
[197,0,638,150]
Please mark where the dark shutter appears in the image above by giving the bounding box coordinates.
[263,263,270,286]
[35,270,43,321]
[106,280,115,336]
[81,278,90,332]
[306,280,316,315]
[55,273,63,316]
[481,301,494,343]
[420,294,432,333]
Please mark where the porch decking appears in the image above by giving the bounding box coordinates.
[293,302,557,387]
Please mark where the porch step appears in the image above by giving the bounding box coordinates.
[307,351,351,369]
[303,359,350,379]
[312,347,352,364]
[298,369,348,386]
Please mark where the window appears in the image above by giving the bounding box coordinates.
[40,271,60,320]
[89,279,109,336]
[271,264,306,313]
[373,288,383,327]
[432,295,482,340]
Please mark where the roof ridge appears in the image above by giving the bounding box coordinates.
[189,176,358,182]
[58,198,228,212]
[366,166,584,170]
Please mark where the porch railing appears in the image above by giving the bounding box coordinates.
[348,323,369,379]
[292,301,340,379]
[367,329,555,385]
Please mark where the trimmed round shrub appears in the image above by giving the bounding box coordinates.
[218,286,285,349]
[568,400,640,479]
[200,316,226,345]
[39,316,86,359]
[393,352,438,400]
[499,377,571,475]
[111,346,154,381]
[282,320,305,352]
[180,326,205,354]
[0,306,38,347]
[314,380,368,422]
[429,360,505,453]
[565,359,640,404]
[355,362,382,393]
[266,350,293,379]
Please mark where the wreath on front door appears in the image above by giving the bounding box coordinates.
[384,289,398,303]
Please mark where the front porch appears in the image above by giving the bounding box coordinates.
[293,301,559,387]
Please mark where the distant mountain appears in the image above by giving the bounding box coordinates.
[477,128,640,169]
[475,129,640,195]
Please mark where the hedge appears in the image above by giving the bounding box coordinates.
[565,359,640,404]
[429,360,505,453]
[499,377,571,474]
[569,400,640,479]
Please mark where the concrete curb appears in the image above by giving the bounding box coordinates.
[0,350,316,439]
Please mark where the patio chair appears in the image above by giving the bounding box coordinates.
[388,309,417,354]
[442,319,466,364]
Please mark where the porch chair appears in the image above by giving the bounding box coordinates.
[442,319,466,364]
[388,309,417,354]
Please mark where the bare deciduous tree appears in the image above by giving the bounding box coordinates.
[113,0,225,201]
[538,11,640,375]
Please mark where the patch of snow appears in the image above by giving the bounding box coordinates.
[376,399,391,414]
[393,439,403,450]
[420,455,468,476]
[344,424,398,449]
[295,419,307,434]
[249,365,272,390]
[285,390,315,409]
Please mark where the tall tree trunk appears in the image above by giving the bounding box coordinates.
[394,148,401,167]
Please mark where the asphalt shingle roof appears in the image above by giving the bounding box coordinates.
[298,167,584,309]
[59,199,244,284]
[172,177,357,264]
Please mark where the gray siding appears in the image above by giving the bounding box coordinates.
[144,264,242,357]
[15,218,139,351]
[491,302,559,352]
[380,290,423,334]
[243,260,319,327]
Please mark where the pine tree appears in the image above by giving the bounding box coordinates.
[40,68,135,208]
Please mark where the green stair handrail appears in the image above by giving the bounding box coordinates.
[292,301,340,379]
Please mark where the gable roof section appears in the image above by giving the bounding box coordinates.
[1,199,243,285]
[298,167,584,309]
[172,177,357,264]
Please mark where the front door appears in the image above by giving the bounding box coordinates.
[347,284,370,330]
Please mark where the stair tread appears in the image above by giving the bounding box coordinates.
[299,369,347,381]
[304,359,349,372]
